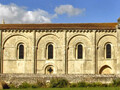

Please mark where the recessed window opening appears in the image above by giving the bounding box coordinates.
[106,44,111,58]
[48,44,53,59]
[77,44,83,59]
[19,44,24,59]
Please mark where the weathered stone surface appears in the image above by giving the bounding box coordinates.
[0,21,120,75]
[1,29,118,75]
[0,74,119,86]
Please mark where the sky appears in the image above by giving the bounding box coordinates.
[0,0,119,23]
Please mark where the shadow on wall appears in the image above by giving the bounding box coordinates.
[99,65,112,74]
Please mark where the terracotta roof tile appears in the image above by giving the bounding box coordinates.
[0,23,117,30]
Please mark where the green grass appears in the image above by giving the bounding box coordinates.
[4,87,120,90]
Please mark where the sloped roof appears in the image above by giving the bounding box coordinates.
[0,23,117,30]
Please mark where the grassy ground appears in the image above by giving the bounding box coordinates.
[4,87,120,90]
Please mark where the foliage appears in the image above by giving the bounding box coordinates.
[77,82,87,87]
[31,84,39,88]
[36,80,46,88]
[108,83,113,87]
[7,78,120,89]
[88,82,103,87]
[112,79,120,86]
[70,83,77,87]
[50,78,69,88]
[6,87,120,90]
[19,81,47,89]
[77,82,108,87]
[19,82,32,88]
[9,83,16,89]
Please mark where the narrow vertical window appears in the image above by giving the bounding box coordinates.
[19,44,24,59]
[48,44,53,59]
[106,44,111,58]
[77,44,83,59]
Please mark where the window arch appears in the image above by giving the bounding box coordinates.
[48,44,53,59]
[106,43,111,58]
[45,65,54,74]
[77,44,83,59]
[18,44,24,59]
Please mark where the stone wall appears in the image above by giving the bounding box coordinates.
[0,74,120,86]
[1,23,118,75]
[2,29,117,75]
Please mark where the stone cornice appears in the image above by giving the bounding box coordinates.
[1,29,116,33]
[96,29,116,33]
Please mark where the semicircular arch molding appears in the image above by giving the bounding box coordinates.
[68,34,90,46]
[15,40,28,48]
[3,34,29,47]
[37,34,61,49]
[97,34,117,46]
[3,36,30,48]
[68,35,91,47]
[36,34,60,47]
[42,63,58,74]
[45,65,54,74]
[99,65,112,74]
[42,63,58,70]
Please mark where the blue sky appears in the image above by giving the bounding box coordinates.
[0,0,119,23]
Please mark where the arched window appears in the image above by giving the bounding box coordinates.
[19,44,24,59]
[77,44,83,59]
[106,44,111,58]
[48,44,53,59]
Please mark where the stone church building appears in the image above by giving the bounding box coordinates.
[0,18,120,75]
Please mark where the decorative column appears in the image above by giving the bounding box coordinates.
[95,31,98,74]
[92,30,97,74]
[91,30,98,74]
[33,30,37,74]
[65,30,68,74]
